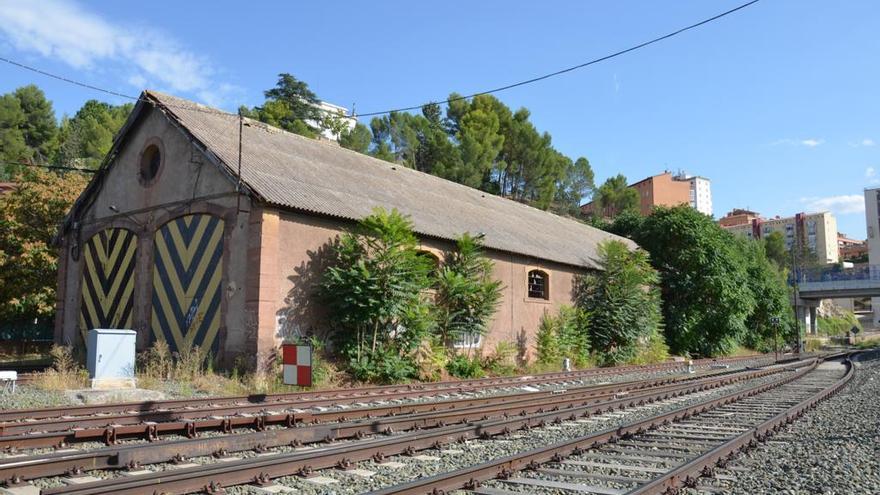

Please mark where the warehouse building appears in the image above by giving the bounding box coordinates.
[55,91,635,366]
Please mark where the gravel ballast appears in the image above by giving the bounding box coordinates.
[715,351,880,495]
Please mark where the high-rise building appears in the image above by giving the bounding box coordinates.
[721,210,839,264]
[673,172,713,216]
[580,171,712,217]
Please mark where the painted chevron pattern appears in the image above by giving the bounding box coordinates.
[151,214,224,355]
[79,228,137,339]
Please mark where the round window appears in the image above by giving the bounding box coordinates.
[139,143,162,184]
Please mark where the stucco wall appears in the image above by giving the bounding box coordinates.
[55,106,255,364]
[262,208,586,361]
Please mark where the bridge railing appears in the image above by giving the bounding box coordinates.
[790,264,880,285]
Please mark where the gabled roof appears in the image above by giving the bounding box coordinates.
[103,91,636,269]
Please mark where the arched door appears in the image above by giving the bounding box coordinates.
[79,228,138,340]
[151,214,224,354]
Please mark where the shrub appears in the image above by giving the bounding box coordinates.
[536,306,590,367]
[446,353,484,379]
[577,240,662,366]
[482,341,517,376]
[319,207,433,382]
[413,338,448,381]
[628,330,670,365]
[434,233,503,347]
[31,345,88,391]
[348,346,417,383]
[817,312,861,337]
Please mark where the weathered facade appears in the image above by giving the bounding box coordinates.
[56,91,635,366]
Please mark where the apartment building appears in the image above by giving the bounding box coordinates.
[581,171,712,217]
[720,210,839,264]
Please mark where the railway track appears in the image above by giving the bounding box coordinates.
[0,354,767,425]
[0,356,819,495]
[0,356,774,450]
[0,362,789,485]
[371,354,855,495]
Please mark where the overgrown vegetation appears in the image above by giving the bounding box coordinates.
[434,233,503,348]
[817,311,862,337]
[577,240,663,365]
[319,208,434,383]
[30,345,88,391]
[318,208,505,383]
[604,206,793,357]
[535,306,591,367]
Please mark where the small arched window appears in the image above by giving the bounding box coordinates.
[527,269,549,300]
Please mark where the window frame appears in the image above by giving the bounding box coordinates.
[527,269,549,300]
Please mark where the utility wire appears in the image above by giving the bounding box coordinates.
[0,0,760,119]
[0,160,97,173]
[356,0,762,116]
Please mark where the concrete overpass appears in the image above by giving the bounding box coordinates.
[792,265,880,334]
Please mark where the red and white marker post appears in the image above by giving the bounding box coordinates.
[281,344,312,387]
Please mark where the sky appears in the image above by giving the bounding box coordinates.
[0,0,877,238]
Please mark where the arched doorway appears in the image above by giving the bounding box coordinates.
[151,214,224,354]
[78,228,138,341]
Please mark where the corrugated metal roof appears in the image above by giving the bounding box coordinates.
[146,91,637,269]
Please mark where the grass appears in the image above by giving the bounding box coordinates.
[134,341,345,397]
[817,311,862,337]
[28,345,89,391]
[854,336,880,350]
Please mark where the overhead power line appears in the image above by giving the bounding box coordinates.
[356,0,761,116]
[0,0,760,119]
[0,160,97,173]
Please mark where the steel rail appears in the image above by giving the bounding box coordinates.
[0,354,769,424]
[626,354,857,494]
[34,359,816,495]
[0,364,762,448]
[0,364,778,482]
[363,358,823,495]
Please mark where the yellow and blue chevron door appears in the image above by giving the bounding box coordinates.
[151,214,225,354]
[79,228,138,339]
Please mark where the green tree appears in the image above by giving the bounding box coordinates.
[595,174,639,218]
[13,85,58,162]
[319,208,434,382]
[248,73,323,138]
[738,236,792,352]
[433,233,503,349]
[577,240,662,365]
[58,100,133,169]
[339,122,372,153]
[0,169,90,322]
[763,231,787,269]
[554,156,595,215]
[0,85,60,177]
[632,206,755,356]
[535,306,591,367]
[0,94,30,178]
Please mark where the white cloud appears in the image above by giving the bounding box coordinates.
[862,138,875,147]
[801,195,865,215]
[0,0,239,106]
[866,167,876,178]
[771,138,824,148]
